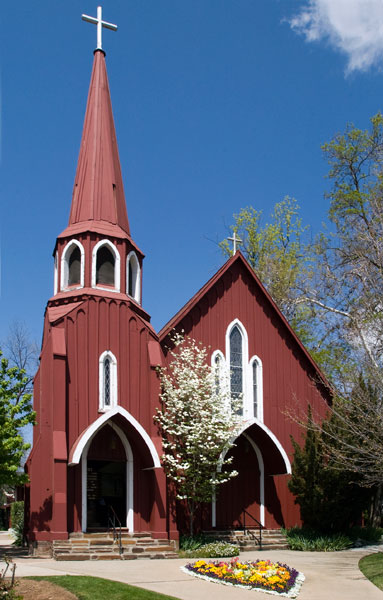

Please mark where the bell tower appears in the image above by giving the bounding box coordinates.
[26,8,171,553]
[53,45,144,306]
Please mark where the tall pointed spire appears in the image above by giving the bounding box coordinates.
[64,50,130,237]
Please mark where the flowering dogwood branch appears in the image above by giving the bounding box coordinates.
[154,333,240,535]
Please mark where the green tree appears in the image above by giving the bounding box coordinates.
[0,350,35,486]
[220,198,312,322]
[288,406,372,531]
[219,198,341,372]
[154,334,240,536]
[288,406,324,529]
[298,113,383,377]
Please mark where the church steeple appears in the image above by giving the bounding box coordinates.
[64,49,130,237]
[54,19,144,305]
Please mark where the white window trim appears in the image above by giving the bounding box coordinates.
[211,320,264,421]
[60,240,85,291]
[211,349,225,368]
[225,319,249,418]
[126,251,141,304]
[249,355,263,423]
[54,251,58,295]
[99,350,118,411]
[81,422,134,532]
[91,239,121,293]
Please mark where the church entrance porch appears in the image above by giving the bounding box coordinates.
[87,460,126,529]
[82,422,132,532]
[215,433,263,530]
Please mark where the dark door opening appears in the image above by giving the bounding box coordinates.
[87,459,126,528]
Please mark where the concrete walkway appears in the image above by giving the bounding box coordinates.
[1,531,382,600]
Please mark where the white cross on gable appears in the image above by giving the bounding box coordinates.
[228,232,243,256]
[82,6,117,51]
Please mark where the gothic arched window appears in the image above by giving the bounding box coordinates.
[61,240,85,291]
[99,351,117,411]
[92,240,121,292]
[211,350,225,396]
[230,325,243,414]
[126,251,141,303]
[250,355,263,421]
[252,359,259,418]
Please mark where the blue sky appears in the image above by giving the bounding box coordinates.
[1,0,383,347]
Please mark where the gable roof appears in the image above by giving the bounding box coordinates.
[159,251,332,392]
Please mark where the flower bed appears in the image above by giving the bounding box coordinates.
[181,558,305,598]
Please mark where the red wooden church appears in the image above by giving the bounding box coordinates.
[25,23,330,555]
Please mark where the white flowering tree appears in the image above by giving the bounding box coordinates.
[155,334,240,536]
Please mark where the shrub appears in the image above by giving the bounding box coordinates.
[348,526,383,544]
[181,541,238,558]
[285,527,352,551]
[10,502,24,547]
[179,534,210,551]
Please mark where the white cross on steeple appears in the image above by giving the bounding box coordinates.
[228,232,243,255]
[82,6,117,51]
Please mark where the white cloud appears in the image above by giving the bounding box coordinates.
[289,0,383,73]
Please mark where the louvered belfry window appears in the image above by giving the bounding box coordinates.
[68,245,81,286]
[96,246,115,286]
[230,325,243,413]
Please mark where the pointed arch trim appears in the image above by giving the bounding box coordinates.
[91,239,121,292]
[233,418,291,474]
[61,239,85,291]
[68,406,161,467]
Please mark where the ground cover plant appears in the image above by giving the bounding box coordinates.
[25,576,181,600]
[180,541,238,558]
[179,534,238,558]
[359,553,383,591]
[182,558,304,597]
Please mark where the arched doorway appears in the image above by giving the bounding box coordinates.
[82,423,133,531]
[215,433,264,529]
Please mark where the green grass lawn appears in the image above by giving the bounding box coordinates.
[27,576,181,600]
[359,553,383,590]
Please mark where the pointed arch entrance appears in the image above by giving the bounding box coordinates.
[215,433,264,529]
[213,420,291,530]
[69,406,161,533]
[84,423,132,531]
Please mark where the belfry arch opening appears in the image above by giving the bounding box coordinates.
[61,240,84,290]
[96,246,115,286]
[92,240,121,292]
[127,251,140,303]
[68,246,81,285]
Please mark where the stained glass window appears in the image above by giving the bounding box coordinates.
[214,354,221,395]
[104,358,111,406]
[230,326,243,414]
[253,360,258,418]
